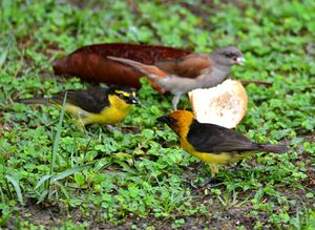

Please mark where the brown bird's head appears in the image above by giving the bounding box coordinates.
[211,46,244,66]
[157,110,194,136]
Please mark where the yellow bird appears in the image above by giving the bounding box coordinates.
[16,86,138,126]
[157,110,288,176]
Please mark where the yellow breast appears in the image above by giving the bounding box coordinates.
[180,137,246,165]
[64,95,132,125]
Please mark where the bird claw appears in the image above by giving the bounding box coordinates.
[74,117,86,132]
[208,164,219,177]
[106,125,122,132]
[190,177,222,190]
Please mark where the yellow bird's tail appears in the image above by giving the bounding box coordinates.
[256,144,289,153]
[15,97,51,105]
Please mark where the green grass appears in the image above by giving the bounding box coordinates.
[1,0,314,229]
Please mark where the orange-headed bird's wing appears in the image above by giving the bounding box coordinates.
[187,120,262,153]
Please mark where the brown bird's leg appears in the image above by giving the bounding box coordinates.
[172,94,182,110]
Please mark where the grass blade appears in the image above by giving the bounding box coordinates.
[5,175,24,205]
[36,190,49,204]
[51,163,93,183]
[0,185,5,203]
[34,175,53,190]
[49,92,67,181]
[0,49,8,69]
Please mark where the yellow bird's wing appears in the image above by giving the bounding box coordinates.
[52,87,110,114]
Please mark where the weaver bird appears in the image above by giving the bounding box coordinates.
[108,46,244,110]
[16,86,138,126]
[157,110,288,176]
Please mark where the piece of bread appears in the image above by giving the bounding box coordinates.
[188,79,248,128]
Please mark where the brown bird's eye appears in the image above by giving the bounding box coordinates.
[224,52,235,58]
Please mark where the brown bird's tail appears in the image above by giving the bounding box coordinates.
[15,97,51,105]
[107,56,169,80]
[256,143,289,153]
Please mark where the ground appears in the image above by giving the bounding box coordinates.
[0,0,315,229]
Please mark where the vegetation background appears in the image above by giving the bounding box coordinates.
[0,0,314,229]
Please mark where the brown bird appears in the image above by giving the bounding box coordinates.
[52,43,244,97]
[108,46,244,109]
[53,43,191,91]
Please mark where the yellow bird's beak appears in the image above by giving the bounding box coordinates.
[129,97,140,105]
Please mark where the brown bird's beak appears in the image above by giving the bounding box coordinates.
[235,56,245,65]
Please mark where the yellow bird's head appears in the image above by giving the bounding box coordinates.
[108,86,139,105]
[157,110,194,137]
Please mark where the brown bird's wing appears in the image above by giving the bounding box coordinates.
[53,87,110,113]
[187,120,259,153]
[53,43,191,88]
[156,54,211,78]
[107,56,169,93]
[107,56,169,78]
